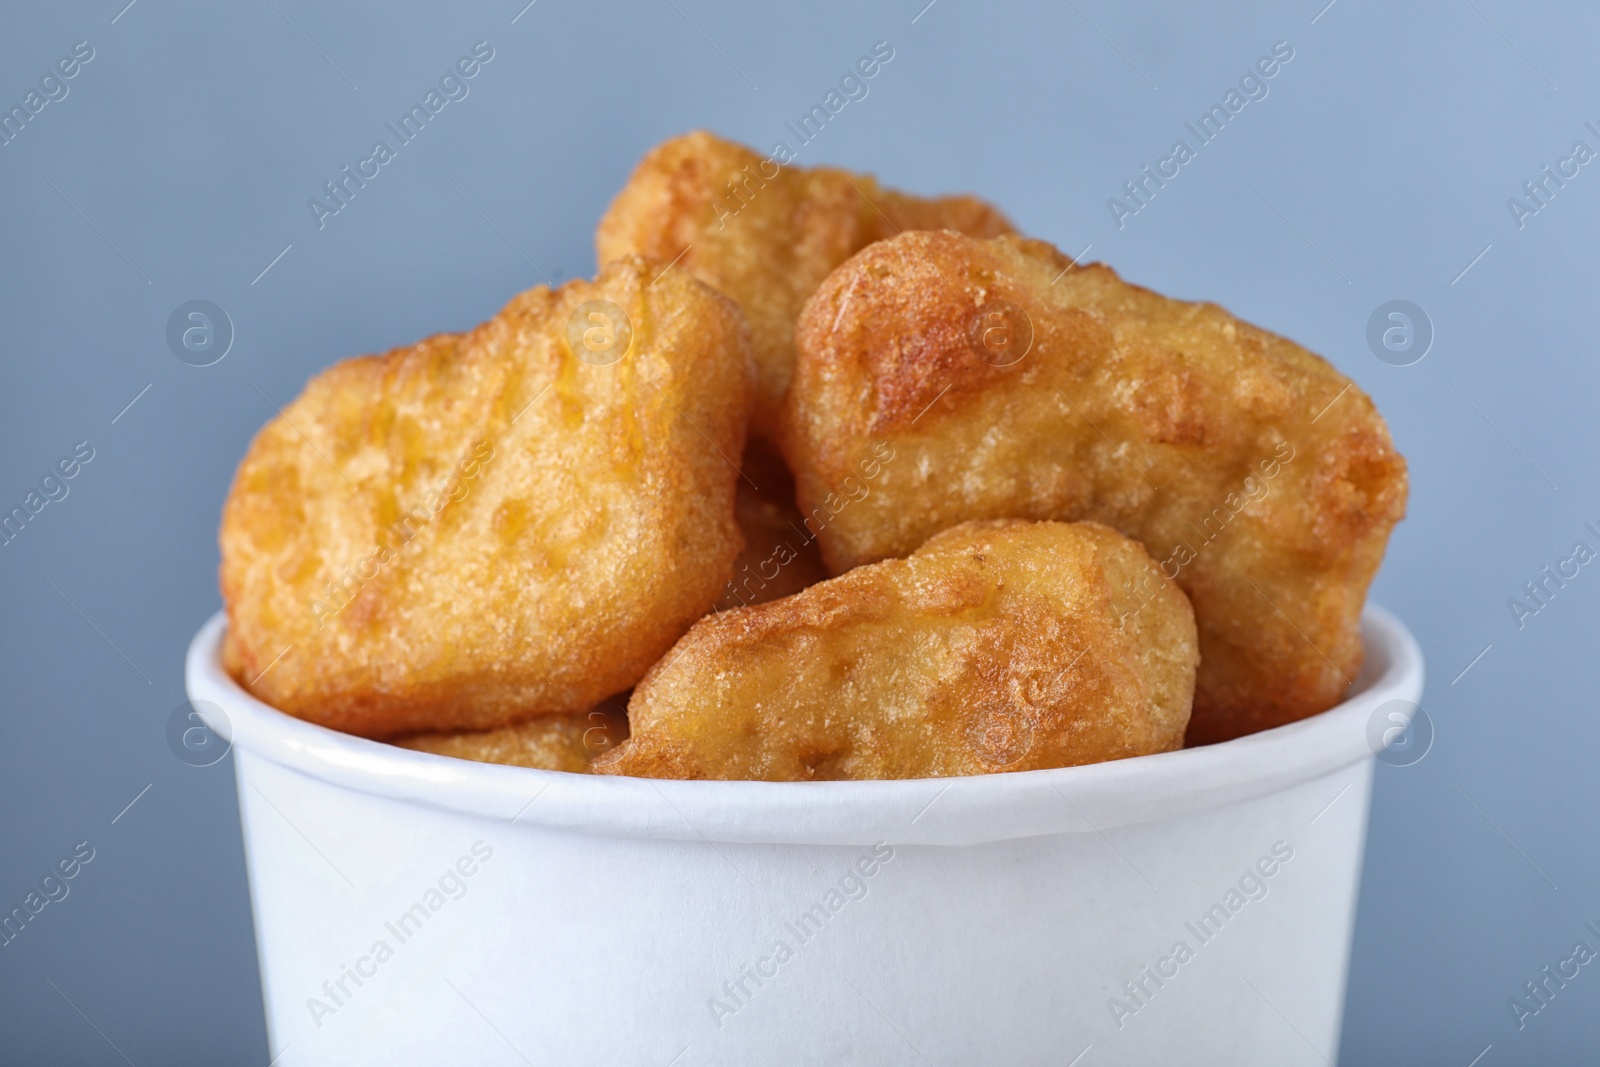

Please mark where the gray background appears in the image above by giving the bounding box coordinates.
[0,0,1595,1062]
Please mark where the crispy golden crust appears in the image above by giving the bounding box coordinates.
[394,699,629,772]
[220,257,752,738]
[595,131,1014,436]
[714,440,828,611]
[782,232,1408,744]
[595,520,1197,780]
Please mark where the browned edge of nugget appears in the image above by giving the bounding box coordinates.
[395,698,630,773]
[220,256,752,739]
[595,130,1014,437]
[781,231,1407,743]
[596,519,1197,780]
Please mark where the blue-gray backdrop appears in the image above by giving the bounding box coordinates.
[1,1,1595,1063]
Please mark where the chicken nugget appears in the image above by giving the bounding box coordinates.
[395,699,628,772]
[595,520,1197,780]
[595,130,1014,436]
[782,232,1408,744]
[714,440,828,611]
[220,257,752,738]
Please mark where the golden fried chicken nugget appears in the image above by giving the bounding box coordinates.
[714,440,828,611]
[595,130,1014,435]
[595,520,1197,780]
[782,232,1408,744]
[220,257,752,738]
[395,699,628,773]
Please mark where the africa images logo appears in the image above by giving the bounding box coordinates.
[305,842,494,1029]
[1106,41,1295,229]
[307,42,495,230]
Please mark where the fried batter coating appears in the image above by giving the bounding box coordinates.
[714,440,828,611]
[395,699,628,772]
[595,520,1197,780]
[220,257,752,738]
[595,130,1014,435]
[782,232,1408,744]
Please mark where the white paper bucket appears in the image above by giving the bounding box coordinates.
[185,606,1422,1066]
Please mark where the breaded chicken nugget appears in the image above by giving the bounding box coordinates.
[714,440,828,611]
[220,257,752,738]
[595,520,1197,780]
[595,130,1014,435]
[782,232,1408,744]
[395,699,628,772]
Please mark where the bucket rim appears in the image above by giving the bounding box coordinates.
[184,605,1422,846]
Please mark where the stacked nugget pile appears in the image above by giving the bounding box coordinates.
[219,131,1407,781]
